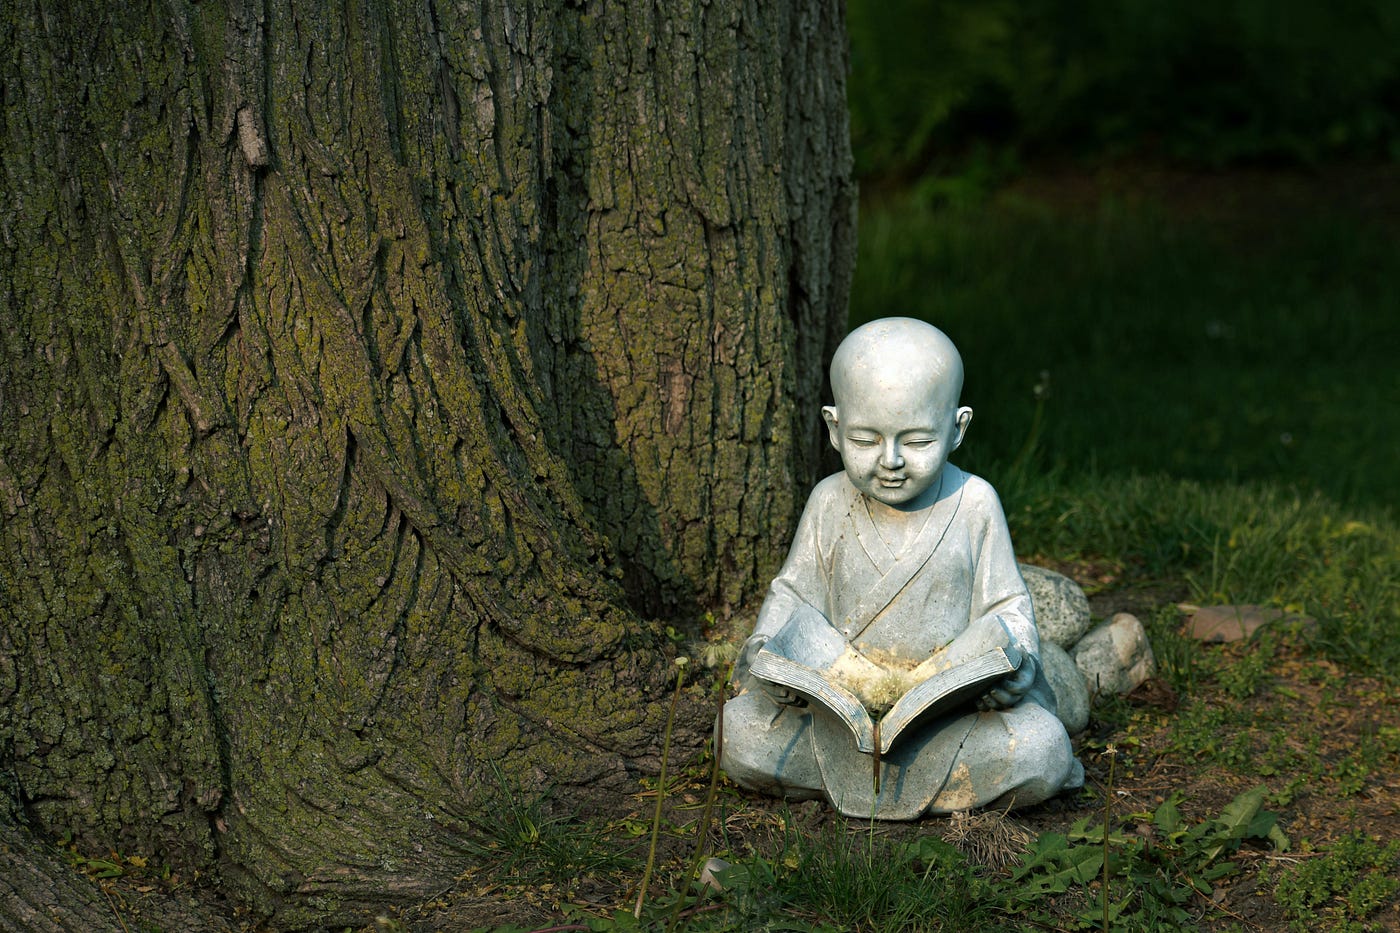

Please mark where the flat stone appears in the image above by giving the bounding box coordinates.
[1071,613,1156,697]
[1040,641,1089,735]
[1185,604,1308,642]
[1020,563,1092,649]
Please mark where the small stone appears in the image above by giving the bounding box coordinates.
[1040,641,1089,735]
[1020,564,1092,649]
[1186,604,1308,643]
[698,857,730,892]
[1072,612,1156,697]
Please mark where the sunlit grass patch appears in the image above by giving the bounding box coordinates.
[717,822,1003,932]
[996,472,1400,677]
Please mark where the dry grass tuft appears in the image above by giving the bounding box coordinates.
[942,807,1035,871]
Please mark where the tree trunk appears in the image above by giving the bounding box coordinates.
[0,0,853,927]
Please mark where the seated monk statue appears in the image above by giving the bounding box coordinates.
[720,317,1083,819]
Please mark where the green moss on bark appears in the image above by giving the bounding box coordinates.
[0,0,852,926]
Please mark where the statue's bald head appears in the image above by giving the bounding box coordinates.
[829,318,964,413]
[822,318,973,508]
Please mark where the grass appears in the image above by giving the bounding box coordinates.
[851,166,1400,681]
[852,173,1400,516]
[715,825,1003,931]
[998,472,1400,677]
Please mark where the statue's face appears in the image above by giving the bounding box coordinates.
[823,372,971,510]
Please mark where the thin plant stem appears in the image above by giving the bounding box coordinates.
[1009,371,1049,477]
[636,658,688,919]
[1102,743,1117,933]
[666,662,732,932]
[102,885,131,933]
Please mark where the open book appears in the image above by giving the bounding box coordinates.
[748,608,1023,756]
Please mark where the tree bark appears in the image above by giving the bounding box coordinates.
[0,811,239,932]
[0,0,852,926]
[1,813,129,933]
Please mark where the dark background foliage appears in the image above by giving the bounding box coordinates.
[848,0,1400,182]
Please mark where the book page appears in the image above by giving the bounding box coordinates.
[749,611,1025,756]
[748,649,876,751]
[878,646,1020,754]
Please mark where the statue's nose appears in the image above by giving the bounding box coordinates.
[880,440,904,469]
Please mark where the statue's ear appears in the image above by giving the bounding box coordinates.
[952,406,973,449]
[821,405,841,450]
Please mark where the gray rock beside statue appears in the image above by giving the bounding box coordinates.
[1020,564,1157,727]
[1019,563,1093,649]
[1071,612,1157,699]
[1038,641,1090,735]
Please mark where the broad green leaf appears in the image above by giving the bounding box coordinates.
[1206,785,1268,861]
[1153,796,1183,835]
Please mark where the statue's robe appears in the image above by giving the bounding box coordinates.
[722,465,1075,818]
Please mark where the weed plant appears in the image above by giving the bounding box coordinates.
[462,768,639,900]
[1008,786,1288,931]
[1271,832,1400,931]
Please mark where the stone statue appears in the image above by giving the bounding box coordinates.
[720,318,1082,819]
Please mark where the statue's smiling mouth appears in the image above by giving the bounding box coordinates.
[877,475,906,486]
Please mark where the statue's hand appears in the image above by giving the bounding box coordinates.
[758,680,806,707]
[977,654,1038,711]
[732,633,770,686]
[734,632,804,707]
